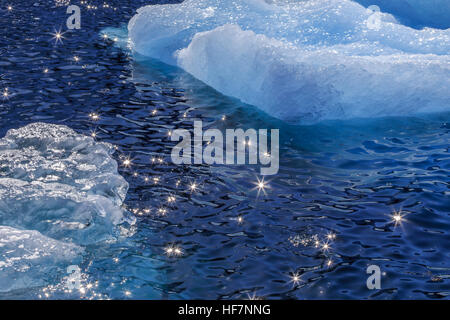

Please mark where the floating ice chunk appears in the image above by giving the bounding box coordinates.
[0,225,82,293]
[128,0,450,123]
[178,24,450,123]
[0,123,131,245]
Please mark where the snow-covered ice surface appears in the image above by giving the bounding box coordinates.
[128,0,450,124]
[0,123,131,293]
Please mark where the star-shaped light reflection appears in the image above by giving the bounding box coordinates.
[122,156,132,168]
[289,272,302,286]
[321,241,331,253]
[2,88,10,100]
[51,28,66,45]
[89,112,100,121]
[165,245,183,257]
[391,209,407,228]
[189,182,197,192]
[253,177,269,196]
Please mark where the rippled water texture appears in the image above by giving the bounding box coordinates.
[0,0,449,299]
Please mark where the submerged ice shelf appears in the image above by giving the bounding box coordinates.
[128,0,450,124]
[0,123,131,292]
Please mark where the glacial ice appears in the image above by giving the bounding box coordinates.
[0,123,131,292]
[0,226,82,293]
[128,0,450,123]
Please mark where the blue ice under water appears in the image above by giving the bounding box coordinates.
[128,0,450,124]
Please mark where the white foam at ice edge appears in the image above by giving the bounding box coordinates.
[0,226,82,293]
[128,0,450,124]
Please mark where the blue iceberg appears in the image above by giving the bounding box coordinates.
[0,226,82,293]
[128,0,450,124]
[0,123,132,292]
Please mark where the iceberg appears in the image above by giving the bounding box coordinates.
[0,123,131,293]
[0,226,82,293]
[128,0,450,124]
[354,0,450,29]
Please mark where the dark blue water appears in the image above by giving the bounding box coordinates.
[0,0,449,299]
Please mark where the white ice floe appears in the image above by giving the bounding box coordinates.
[128,0,450,123]
[0,225,82,293]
